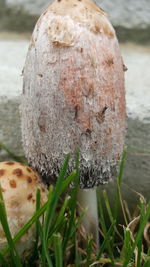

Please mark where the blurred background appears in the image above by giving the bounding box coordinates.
[0,0,150,208]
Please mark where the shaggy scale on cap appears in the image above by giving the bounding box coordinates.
[21,0,126,188]
[0,161,48,258]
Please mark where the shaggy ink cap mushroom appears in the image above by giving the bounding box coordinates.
[21,0,126,188]
[0,161,48,258]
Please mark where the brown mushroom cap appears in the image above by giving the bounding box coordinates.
[0,161,48,258]
[21,0,126,188]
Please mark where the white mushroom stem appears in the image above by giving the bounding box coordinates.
[77,188,99,247]
[21,0,126,249]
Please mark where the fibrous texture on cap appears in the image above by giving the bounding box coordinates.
[21,0,126,188]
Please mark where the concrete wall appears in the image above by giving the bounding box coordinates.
[0,0,149,43]
[0,38,150,204]
[5,0,150,29]
[0,0,5,6]
[0,0,150,207]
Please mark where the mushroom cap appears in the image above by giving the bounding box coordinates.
[21,0,126,188]
[0,161,48,258]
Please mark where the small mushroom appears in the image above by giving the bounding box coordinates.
[21,0,126,245]
[0,161,48,258]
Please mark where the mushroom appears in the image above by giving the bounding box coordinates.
[21,0,126,245]
[0,161,48,258]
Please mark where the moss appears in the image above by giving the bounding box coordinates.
[0,5,38,32]
[0,0,6,7]
[115,26,150,44]
[0,98,23,161]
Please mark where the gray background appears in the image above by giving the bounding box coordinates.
[0,0,150,209]
[4,0,150,28]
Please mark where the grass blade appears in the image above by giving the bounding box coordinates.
[103,190,123,241]
[51,196,70,234]
[97,193,107,235]
[44,154,70,241]
[61,171,76,192]
[117,149,127,187]
[62,150,79,253]
[2,199,49,256]
[0,186,22,266]
[86,236,93,266]
[42,155,70,265]
[41,186,53,266]
[35,189,41,246]
[97,193,114,265]
[62,174,78,252]
[121,227,132,261]
[114,150,128,227]
[0,252,9,267]
[136,199,145,267]
[97,220,116,260]
[54,234,63,267]
[31,188,41,261]
[123,200,150,267]
[143,260,150,267]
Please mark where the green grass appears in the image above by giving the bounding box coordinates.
[0,146,150,266]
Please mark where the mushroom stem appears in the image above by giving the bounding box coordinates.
[77,187,99,248]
